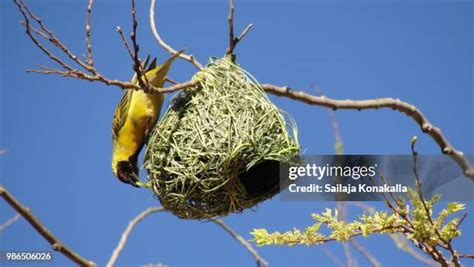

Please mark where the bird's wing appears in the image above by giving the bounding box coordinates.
[112,56,158,139]
[112,89,133,139]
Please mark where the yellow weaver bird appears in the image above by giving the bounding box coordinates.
[112,53,181,187]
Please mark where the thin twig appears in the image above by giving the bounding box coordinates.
[129,0,149,90]
[212,219,268,267]
[15,2,73,71]
[0,213,21,232]
[15,0,474,182]
[458,254,474,259]
[149,0,203,70]
[164,77,178,85]
[342,242,356,267]
[455,213,468,231]
[325,106,356,267]
[0,185,95,266]
[116,26,135,64]
[389,233,439,266]
[106,207,165,267]
[18,0,93,73]
[351,239,382,267]
[27,66,196,94]
[236,24,253,45]
[85,0,94,67]
[262,83,474,180]
[322,246,346,267]
[226,0,235,57]
[225,0,253,60]
[337,204,355,267]
[411,140,461,267]
[348,201,439,266]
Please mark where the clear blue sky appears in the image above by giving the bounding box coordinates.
[1,0,473,266]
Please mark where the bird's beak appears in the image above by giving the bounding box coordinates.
[130,173,143,188]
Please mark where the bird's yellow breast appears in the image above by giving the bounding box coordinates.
[112,91,164,171]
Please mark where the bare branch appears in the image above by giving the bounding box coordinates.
[225,0,253,60]
[236,24,253,45]
[116,24,148,91]
[164,77,179,85]
[16,0,94,73]
[350,239,382,267]
[389,233,439,267]
[455,213,467,231]
[227,0,235,56]
[459,254,474,259]
[129,0,149,91]
[322,246,346,267]
[85,0,94,67]
[106,207,165,267]
[342,242,356,267]
[212,219,268,267]
[314,83,343,154]
[0,185,95,266]
[15,3,72,71]
[116,26,135,64]
[149,0,203,70]
[262,83,474,180]
[411,140,461,267]
[0,213,21,232]
[15,0,474,183]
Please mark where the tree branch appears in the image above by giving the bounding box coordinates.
[212,219,268,266]
[350,239,382,267]
[411,139,461,267]
[85,0,94,67]
[322,246,346,267]
[348,202,437,266]
[106,207,165,267]
[149,0,203,70]
[0,213,21,232]
[0,185,95,266]
[225,0,253,60]
[16,0,474,181]
[226,0,235,57]
[459,254,474,259]
[262,83,474,180]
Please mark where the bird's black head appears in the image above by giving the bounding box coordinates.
[116,160,140,187]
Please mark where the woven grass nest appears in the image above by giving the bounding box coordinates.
[144,56,300,219]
